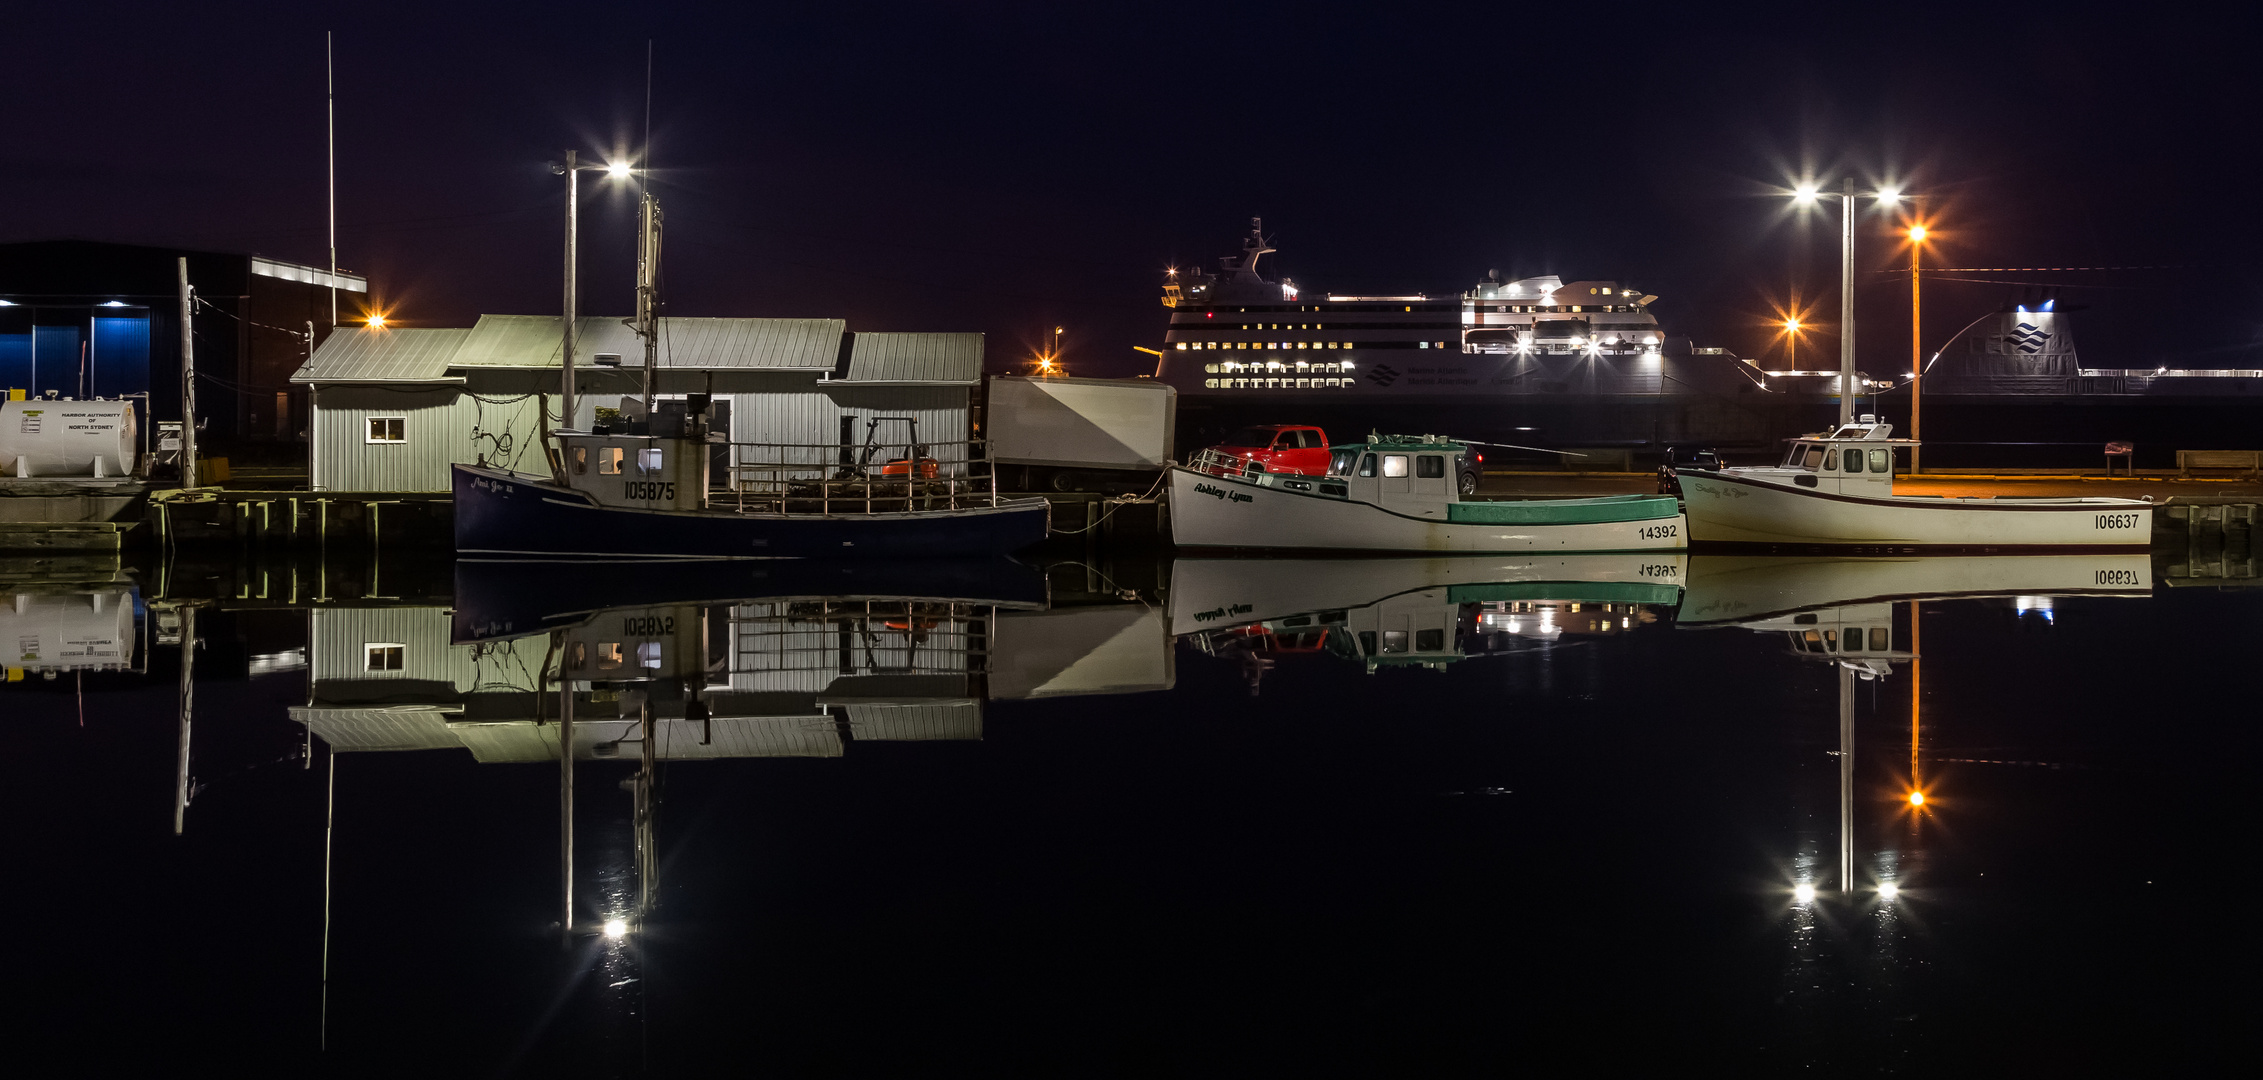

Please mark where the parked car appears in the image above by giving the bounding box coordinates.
[1201,425,1334,476]
[1657,446,1724,495]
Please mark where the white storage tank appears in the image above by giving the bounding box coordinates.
[1,589,137,673]
[0,399,139,478]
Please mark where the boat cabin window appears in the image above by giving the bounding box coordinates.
[1869,448,1890,473]
[637,448,664,473]
[1381,455,1411,478]
[1358,453,1378,477]
[1417,455,1446,478]
[1358,631,1377,655]
[1415,628,1445,651]
[1329,449,1359,476]
[1801,446,1823,470]
[1846,627,1864,649]
[1383,630,1408,654]
[572,447,588,475]
[1843,449,1864,473]
[599,447,625,475]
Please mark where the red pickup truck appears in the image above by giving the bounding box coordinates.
[1204,425,1335,476]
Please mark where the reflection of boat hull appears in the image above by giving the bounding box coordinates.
[451,558,1048,643]
[1676,554,2152,626]
[1167,553,1686,635]
[1166,467,1686,553]
[1676,469,2153,550]
[453,464,1052,561]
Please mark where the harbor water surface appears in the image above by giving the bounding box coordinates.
[9,551,2254,1074]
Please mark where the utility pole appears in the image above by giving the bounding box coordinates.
[327,31,337,329]
[560,149,579,435]
[177,258,198,489]
[1838,176,1856,428]
[635,191,663,414]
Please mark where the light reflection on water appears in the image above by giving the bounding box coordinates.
[11,549,2252,1071]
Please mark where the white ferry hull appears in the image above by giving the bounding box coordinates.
[1676,469,2152,550]
[1167,467,1687,553]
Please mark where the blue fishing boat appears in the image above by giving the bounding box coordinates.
[453,405,1050,560]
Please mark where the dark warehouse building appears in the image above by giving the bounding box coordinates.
[0,239,367,448]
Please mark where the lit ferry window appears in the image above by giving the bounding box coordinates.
[1382,455,1411,478]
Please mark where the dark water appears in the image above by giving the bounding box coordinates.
[8,552,2255,1075]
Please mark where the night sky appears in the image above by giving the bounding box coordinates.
[9,3,2258,376]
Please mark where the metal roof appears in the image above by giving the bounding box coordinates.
[291,327,471,384]
[844,332,983,383]
[250,256,367,293]
[450,315,843,370]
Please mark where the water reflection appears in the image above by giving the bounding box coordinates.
[19,543,2245,1069]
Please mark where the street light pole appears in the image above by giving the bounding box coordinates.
[1909,225,1926,473]
[560,149,579,437]
[1839,176,1856,428]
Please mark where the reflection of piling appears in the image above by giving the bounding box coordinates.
[320,750,335,1051]
[173,606,196,835]
[560,681,575,944]
[1839,663,1855,895]
[2160,503,2258,585]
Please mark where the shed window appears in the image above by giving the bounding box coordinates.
[1416,455,1446,478]
[366,417,405,443]
[364,643,404,671]
[1381,455,1411,478]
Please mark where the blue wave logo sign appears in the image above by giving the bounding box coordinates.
[1999,321,2053,355]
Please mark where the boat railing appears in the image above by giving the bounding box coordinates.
[709,437,1003,515]
[1183,447,1268,480]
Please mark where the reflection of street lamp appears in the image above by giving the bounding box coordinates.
[548,150,635,434]
[1792,179,1907,425]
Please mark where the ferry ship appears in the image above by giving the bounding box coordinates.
[1153,221,2263,470]
[1154,220,1807,462]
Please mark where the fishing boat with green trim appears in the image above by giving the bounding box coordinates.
[1167,434,1687,552]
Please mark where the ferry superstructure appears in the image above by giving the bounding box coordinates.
[1151,221,2263,467]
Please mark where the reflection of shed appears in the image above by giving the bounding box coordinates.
[290,316,981,493]
[290,602,989,762]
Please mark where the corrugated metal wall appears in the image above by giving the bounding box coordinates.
[723,385,972,480]
[311,386,549,491]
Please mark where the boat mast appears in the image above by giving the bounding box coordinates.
[635,191,663,414]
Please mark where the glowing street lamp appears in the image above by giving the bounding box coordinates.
[1789,178,1909,425]
[1906,222,1933,472]
[548,151,637,435]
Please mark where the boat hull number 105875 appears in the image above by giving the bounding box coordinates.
[625,481,676,501]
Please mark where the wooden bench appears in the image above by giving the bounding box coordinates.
[2176,450,2262,477]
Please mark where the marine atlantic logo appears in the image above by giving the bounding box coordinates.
[1365,364,1402,387]
[1998,321,2053,355]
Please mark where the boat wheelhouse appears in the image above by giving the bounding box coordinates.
[1672,418,2154,550]
[1167,434,1686,553]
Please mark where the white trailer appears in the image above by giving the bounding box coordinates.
[985,375,1175,493]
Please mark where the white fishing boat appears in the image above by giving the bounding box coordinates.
[1168,435,1687,552]
[1672,417,2153,550]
